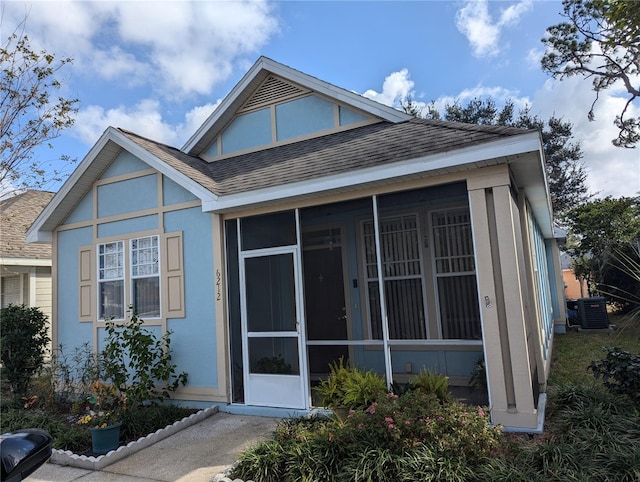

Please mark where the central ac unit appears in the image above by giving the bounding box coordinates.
[577,297,609,330]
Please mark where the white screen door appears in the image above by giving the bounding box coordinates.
[240,247,306,408]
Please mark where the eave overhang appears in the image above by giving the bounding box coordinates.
[26,127,218,243]
[203,130,555,237]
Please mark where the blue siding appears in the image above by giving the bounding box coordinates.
[64,190,93,224]
[163,176,198,205]
[203,139,218,158]
[529,211,554,360]
[165,207,218,388]
[276,95,334,141]
[97,215,158,238]
[222,108,271,154]
[57,227,94,347]
[101,152,150,178]
[545,240,561,320]
[339,106,368,126]
[97,174,158,218]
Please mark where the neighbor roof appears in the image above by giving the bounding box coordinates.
[1,190,54,260]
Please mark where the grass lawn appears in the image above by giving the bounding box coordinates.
[548,313,640,386]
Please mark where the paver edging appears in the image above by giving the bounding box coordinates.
[49,406,219,470]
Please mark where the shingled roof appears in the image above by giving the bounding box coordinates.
[1,191,54,260]
[120,118,533,197]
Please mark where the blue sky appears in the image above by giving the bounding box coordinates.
[2,0,638,198]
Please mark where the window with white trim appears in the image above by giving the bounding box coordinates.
[97,235,160,320]
[131,236,160,318]
[98,241,125,320]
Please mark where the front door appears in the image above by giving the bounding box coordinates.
[240,247,307,408]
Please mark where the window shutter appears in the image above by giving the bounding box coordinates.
[162,232,185,318]
[78,246,95,322]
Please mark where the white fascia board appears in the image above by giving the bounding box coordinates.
[27,127,217,243]
[0,258,52,267]
[203,132,542,212]
[26,128,117,243]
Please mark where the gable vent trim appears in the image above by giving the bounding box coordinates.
[239,75,310,112]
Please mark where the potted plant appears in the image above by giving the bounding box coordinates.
[77,380,124,454]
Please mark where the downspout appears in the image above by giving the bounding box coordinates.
[372,195,393,388]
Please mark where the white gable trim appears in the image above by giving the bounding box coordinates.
[27,128,218,243]
[182,57,411,154]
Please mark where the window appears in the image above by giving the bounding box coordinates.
[363,214,426,339]
[98,241,125,320]
[131,236,160,318]
[432,208,481,339]
[97,236,160,320]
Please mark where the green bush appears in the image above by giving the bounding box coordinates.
[0,305,50,399]
[589,346,640,405]
[102,308,188,406]
[409,367,451,402]
[314,358,387,411]
[233,390,501,481]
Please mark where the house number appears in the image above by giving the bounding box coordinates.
[216,269,222,301]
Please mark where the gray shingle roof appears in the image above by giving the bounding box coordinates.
[1,191,54,259]
[120,118,533,197]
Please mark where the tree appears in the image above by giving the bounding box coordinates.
[565,195,640,310]
[541,0,640,148]
[0,304,50,399]
[405,96,590,219]
[1,31,78,194]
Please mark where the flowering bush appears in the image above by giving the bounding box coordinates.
[341,390,502,463]
[77,380,124,429]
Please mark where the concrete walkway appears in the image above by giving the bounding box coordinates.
[25,412,280,482]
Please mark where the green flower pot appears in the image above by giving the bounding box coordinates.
[90,422,122,454]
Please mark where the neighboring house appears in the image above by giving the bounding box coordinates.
[561,252,588,300]
[27,57,566,432]
[1,190,54,317]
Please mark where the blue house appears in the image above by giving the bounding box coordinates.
[28,57,566,431]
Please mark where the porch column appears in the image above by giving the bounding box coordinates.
[468,175,538,430]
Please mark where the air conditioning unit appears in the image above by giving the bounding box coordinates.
[577,297,609,329]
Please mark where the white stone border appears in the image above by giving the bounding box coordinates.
[49,406,219,470]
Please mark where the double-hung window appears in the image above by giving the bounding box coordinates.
[97,235,160,320]
[98,241,125,320]
[131,236,160,318]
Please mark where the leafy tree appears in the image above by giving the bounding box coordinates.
[405,96,590,218]
[541,0,640,148]
[1,31,78,194]
[565,195,640,310]
[0,304,50,399]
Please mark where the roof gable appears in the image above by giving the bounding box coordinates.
[182,56,412,156]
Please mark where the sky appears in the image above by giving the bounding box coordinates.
[2,0,639,199]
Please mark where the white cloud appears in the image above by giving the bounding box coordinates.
[73,100,178,146]
[362,69,414,108]
[3,1,279,98]
[533,76,640,198]
[456,0,532,58]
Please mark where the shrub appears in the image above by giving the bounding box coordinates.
[0,305,50,399]
[314,358,386,410]
[409,367,451,402]
[589,346,640,405]
[233,390,502,481]
[102,308,188,406]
